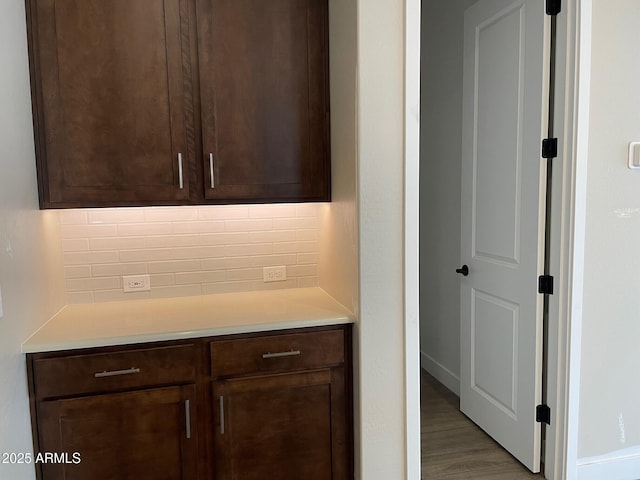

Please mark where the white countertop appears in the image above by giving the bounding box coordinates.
[23,287,354,353]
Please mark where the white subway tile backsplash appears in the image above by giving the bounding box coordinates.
[295,204,320,217]
[64,251,119,265]
[58,210,88,225]
[119,249,173,263]
[172,221,225,234]
[60,204,319,303]
[145,235,200,248]
[201,258,233,270]
[172,245,225,260]
[149,273,176,287]
[92,263,148,277]
[272,217,317,230]
[118,223,172,236]
[198,205,249,220]
[61,224,118,238]
[249,230,296,243]
[225,268,263,281]
[144,207,199,222]
[288,265,318,277]
[272,242,319,255]
[250,254,297,267]
[198,232,249,245]
[62,238,90,252]
[249,205,297,218]
[175,271,225,285]
[90,237,147,251]
[147,260,203,274]
[224,219,273,232]
[88,209,145,224]
[64,266,92,279]
[226,243,273,257]
[66,276,120,292]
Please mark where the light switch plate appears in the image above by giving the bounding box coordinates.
[628,142,640,169]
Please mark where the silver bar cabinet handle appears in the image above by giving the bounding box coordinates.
[262,350,301,359]
[209,153,215,189]
[94,367,140,378]
[185,400,191,439]
[219,396,225,435]
[178,153,184,189]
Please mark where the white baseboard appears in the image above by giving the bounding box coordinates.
[577,447,640,480]
[420,351,460,396]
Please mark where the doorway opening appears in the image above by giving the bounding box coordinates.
[418,0,563,477]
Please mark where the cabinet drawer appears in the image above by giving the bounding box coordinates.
[210,329,344,378]
[33,344,196,399]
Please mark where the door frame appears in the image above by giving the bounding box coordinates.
[404,0,422,478]
[403,0,592,479]
[543,0,591,478]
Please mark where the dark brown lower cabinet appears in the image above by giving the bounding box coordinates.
[37,386,197,480]
[27,325,352,480]
[213,369,348,480]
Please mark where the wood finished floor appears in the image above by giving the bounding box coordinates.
[421,370,542,479]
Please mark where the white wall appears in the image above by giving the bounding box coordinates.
[419,0,476,393]
[320,0,358,314]
[0,1,67,479]
[357,0,408,477]
[320,0,360,469]
[577,0,640,469]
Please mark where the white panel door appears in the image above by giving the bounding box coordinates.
[460,0,547,472]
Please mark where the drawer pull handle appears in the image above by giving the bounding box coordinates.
[94,367,140,378]
[219,396,225,435]
[185,399,191,439]
[262,350,301,359]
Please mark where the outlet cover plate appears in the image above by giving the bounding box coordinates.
[123,274,151,293]
[263,266,287,283]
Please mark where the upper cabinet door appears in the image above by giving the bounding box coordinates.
[28,0,195,208]
[197,0,330,203]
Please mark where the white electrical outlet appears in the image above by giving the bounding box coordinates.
[123,274,151,293]
[263,266,287,283]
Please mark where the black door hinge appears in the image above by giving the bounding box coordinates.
[536,404,551,424]
[542,138,558,159]
[538,275,554,295]
[546,0,561,16]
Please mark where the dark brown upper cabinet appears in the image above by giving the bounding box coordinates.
[26,0,330,208]
[196,0,330,203]
[27,0,196,208]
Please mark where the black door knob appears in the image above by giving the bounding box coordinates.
[456,265,469,276]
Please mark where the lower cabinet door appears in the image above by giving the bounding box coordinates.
[213,368,349,480]
[37,385,197,480]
